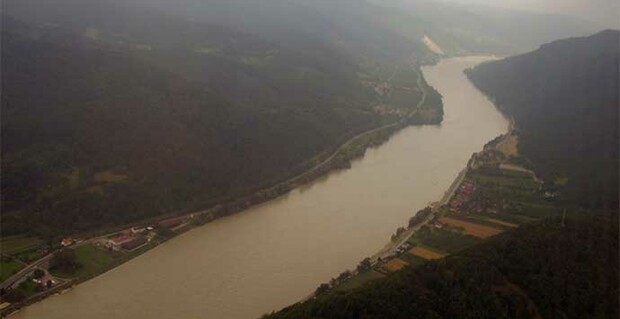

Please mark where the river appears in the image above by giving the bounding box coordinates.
[13,56,508,319]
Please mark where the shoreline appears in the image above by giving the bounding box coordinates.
[297,56,513,302]
[1,63,441,317]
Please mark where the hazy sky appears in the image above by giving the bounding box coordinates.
[434,0,620,28]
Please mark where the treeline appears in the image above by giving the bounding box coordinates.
[266,214,619,319]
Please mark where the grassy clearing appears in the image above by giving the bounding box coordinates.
[472,174,540,190]
[1,258,24,282]
[51,244,115,279]
[408,246,445,260]
[0,235,43,255]
[12,279,39,299]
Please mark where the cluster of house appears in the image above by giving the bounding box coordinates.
[32,271,56,290]
[100,227,153,252]
[450,180,476,209]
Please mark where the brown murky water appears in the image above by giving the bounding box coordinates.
[14,56,508,319]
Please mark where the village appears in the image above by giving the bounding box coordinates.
[0,213,202,314]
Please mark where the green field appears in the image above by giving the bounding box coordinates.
[49,242,154,281]
[471,212,533,225]
[0,235,43,255]
[471,174,540,190]
[1,258,25,282]
[506,201,559,219]
[50,244,115,279]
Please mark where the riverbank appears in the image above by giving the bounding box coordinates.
[306,114,545,298]
[11,56,510,319]
[0,62,442,317]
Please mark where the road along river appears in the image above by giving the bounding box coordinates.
[13,56,508,319]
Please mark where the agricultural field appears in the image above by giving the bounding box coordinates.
[408,227,481,253]
[408,246,445,260]
[397,253,427,266]
[438,217,503,238]
[0,258,24,282]
[484,218,519,228]
[382,258,409,272]
[0,235,43,256]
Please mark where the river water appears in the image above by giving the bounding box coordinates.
[14,56,508,319]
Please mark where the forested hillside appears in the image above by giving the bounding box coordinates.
[266,215,618,319]
[373,0,599,55]
[0,0,604,239]
[467,30,619,209]
[1,0,404,235]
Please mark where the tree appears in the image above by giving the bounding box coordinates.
[314,283,330,296]
[357,258,371,272]
[33,268,45,279]
[49,249,81,274]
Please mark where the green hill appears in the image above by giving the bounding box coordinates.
[466,30,619,209]
[1,1,391,235]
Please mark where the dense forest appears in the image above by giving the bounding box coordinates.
[266,215,618,319]
[467,30,619,209]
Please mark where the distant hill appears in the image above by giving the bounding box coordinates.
[266,214,618,319]
[372,0,600,55]
[466,30,619,209]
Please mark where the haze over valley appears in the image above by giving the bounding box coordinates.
[1,1,617,318]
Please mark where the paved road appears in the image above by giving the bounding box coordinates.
[278,63,426,188]
[0,236,114,291]
[0,254,53,291]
